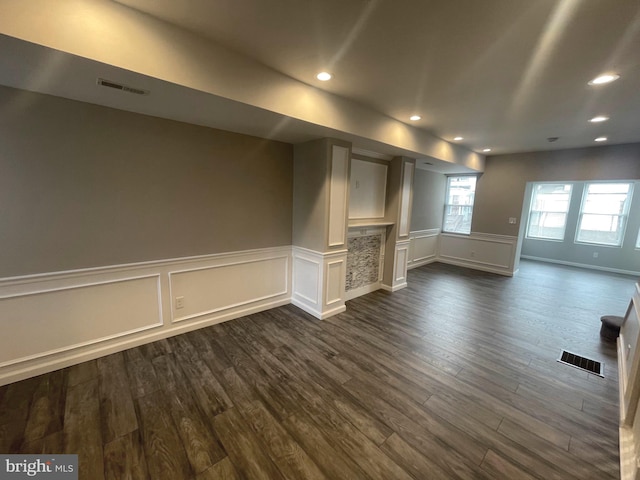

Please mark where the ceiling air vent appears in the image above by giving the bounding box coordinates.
[97,78,149,96]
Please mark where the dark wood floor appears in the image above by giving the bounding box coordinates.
[0,260,635,479]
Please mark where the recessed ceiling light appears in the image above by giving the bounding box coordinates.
[589,115,609,123]
[588,73,619,85]
[483,148,492,152]
[453,136,464,141]
[316,71,332,81]
[409,115,421,121]
[594,136,608,142]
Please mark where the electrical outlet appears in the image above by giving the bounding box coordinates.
[508,217,517,224]
[175,296,185,309]
[593,252,599,258]
[470,251,475,257]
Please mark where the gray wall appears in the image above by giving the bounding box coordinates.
[410,168,446,231]
[521,180,640,273]
[0,86,293,277]
[473,143,640,273]
[292,139,330,253]
[474,143,640,236]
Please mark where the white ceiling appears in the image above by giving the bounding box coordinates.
[0,0,638,169]
[114,0,640,154]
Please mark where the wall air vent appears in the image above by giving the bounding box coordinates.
[97,78,149,96]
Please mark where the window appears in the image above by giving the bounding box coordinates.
[526,183,572,240]
[576,182,633,247]
[443,176,476,234]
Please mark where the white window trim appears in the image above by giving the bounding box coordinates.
[574,182,634,248]
[442,175,477,235]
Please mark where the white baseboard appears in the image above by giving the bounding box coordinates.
[345,281,382,301]
[408,257,437,270]
[0,246,292,386]
[521,255,640,277]
[381,282,407,292]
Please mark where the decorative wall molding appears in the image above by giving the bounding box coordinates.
[0,246,291,386]
[408,229,440,269]
[292,247,347,319]
[169,255,289,323]
[382,240,410,291]
[438,232,518,276]
[0,275,163,369]
[328,144,350,247]
[398,162,414,238]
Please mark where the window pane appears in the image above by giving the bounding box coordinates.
[444,205,473,234]
[526,183,572,240]
[443,176,476,234]
[582,183,630,215]
[528,212,567,240]
[446,176,476,205]
[577,182,633,247]
[576,214,626,245]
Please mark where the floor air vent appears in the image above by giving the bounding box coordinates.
[557,350,603,377]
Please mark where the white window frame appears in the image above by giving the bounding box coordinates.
[442,175,477,235]
[575,182,634,247]
[526,183,573,241]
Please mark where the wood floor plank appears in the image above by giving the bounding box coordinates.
[151,355,226,474]
[213,407,285,480]
[272,344,393,446]
[240,399,328,480]
[135,393,193,480]
[2,260,628,479]
[103,430,148,480]
[497,418,616,480]
[97,352,138,444]
[23,370,65,443]
[196,457,240,480]
[480,449,538,480]
[125,354,160,399]
[63,378,104,480]
[66,360,98,387]
[168,335,233,418]
[381,432,464,480]
[281,411,370,480]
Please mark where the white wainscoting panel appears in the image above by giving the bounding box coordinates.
[0,246,291,385]
[292,255,321,307]
[326,260,345,306]
[398,162,414,238]
[408,229,439,269]
[0,275,162,367]
[292,247,347,319]
[438,232,518,276]
[170,256,288,323]
[382,240,410,292]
